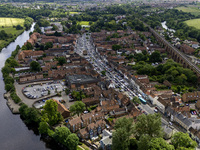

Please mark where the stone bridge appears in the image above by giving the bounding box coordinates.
[148,26,200,79]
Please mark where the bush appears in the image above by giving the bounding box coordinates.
[10,91,21,104]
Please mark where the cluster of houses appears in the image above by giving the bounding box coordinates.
[15,24,200,148]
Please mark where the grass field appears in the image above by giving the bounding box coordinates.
[78,21,90,26]
[184,18,200,29]
[176,6,200,16]
[0,18,24,27]
[0,18,25,51]
[69,12,80,14]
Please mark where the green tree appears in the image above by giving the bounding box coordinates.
[112,117,134,150]
[70,101,86,116]
[66,133,79,150]
[19,103,41,124]
[149,138,174,150]
[101,70,106,76]
[65,88,70,95]
[112,44,122,51]
[134,113,163,139]
[149,51,162,63]
[38,121,49,134]
[112,127,130,150]
[41,100,63,126]
[132,96,141,104]
[171,132,197,149]
[58,57,66,66]
[30,61,41,71]
[53,127,71,146]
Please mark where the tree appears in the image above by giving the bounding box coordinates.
[16,24,23,30]
[132,96,141,104]
[66,133,79,150]
[58,57,66,66]
[41,100,63,126]
[134,113,163,139]
[149,138,174,150]
[53,127,71,146]
[65,88,70,95]
[70,101,86,116]
[112,127,130,150]
[112,117,134,150]
[149,51,162,63]
[101,70,106,76]
[112,44,122,51]
[19,103,41,124]
[30,61,41,71]
[38,121,49,134]
[171,132,197,149]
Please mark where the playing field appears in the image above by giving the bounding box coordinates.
[184,18,200,30]
[0,18,24,27]
[176,6,200,16]
[78,21,90,25]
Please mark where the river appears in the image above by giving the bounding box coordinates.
[0,23,54,150]
[161,21,175,33]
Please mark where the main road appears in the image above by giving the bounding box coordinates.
[75,33,170,126]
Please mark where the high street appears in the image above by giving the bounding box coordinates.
[75,32,179,131]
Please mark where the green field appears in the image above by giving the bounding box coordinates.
[184,18,200,29]
[0,18,24,27]
[69,12,80,14]
[176,6,200,16]
[0,18,25,51]
[78,21,90,26]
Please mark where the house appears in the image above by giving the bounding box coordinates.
[174,113,192,131]
[195,100,200,110]
[100,129,112,150]
[88,119,106,139]
[53,100,70,118]
[182,91,200,103]
[68,117,82,133]
[156,96,170,114]
[82,97,100,106]
[162,124,174,139]
[180,44,195,54]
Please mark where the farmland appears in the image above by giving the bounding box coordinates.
[0,18,24,27]
[176,6,200,16]
[184,18,200,30]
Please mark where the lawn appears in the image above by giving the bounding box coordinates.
[69,12,80,14]
[176,6,200,16]
[77,21,92,26]
[0,18,24,27]
[184,18,200,30]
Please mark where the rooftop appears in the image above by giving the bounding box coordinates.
[67,75,99,85]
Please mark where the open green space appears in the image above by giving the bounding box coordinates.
[176,6,200,16]
[0,18,25,51]
[0,18,24,27]
[184,18,200,29]
[69,11,80,14]
[77,21,90,25]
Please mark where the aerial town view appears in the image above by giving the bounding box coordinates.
[2,0,200,150]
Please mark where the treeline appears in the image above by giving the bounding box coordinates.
[143,9,200,41]
[112,114,197,150]
[0,30,13,40]
[132,59,197,93]
[1,45,22,103]
[19,99,79,150]
[0,5,51,20]
[24,17,34,30]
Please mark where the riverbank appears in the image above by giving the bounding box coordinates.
[0,29,24,52]
[4,92,20,114]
